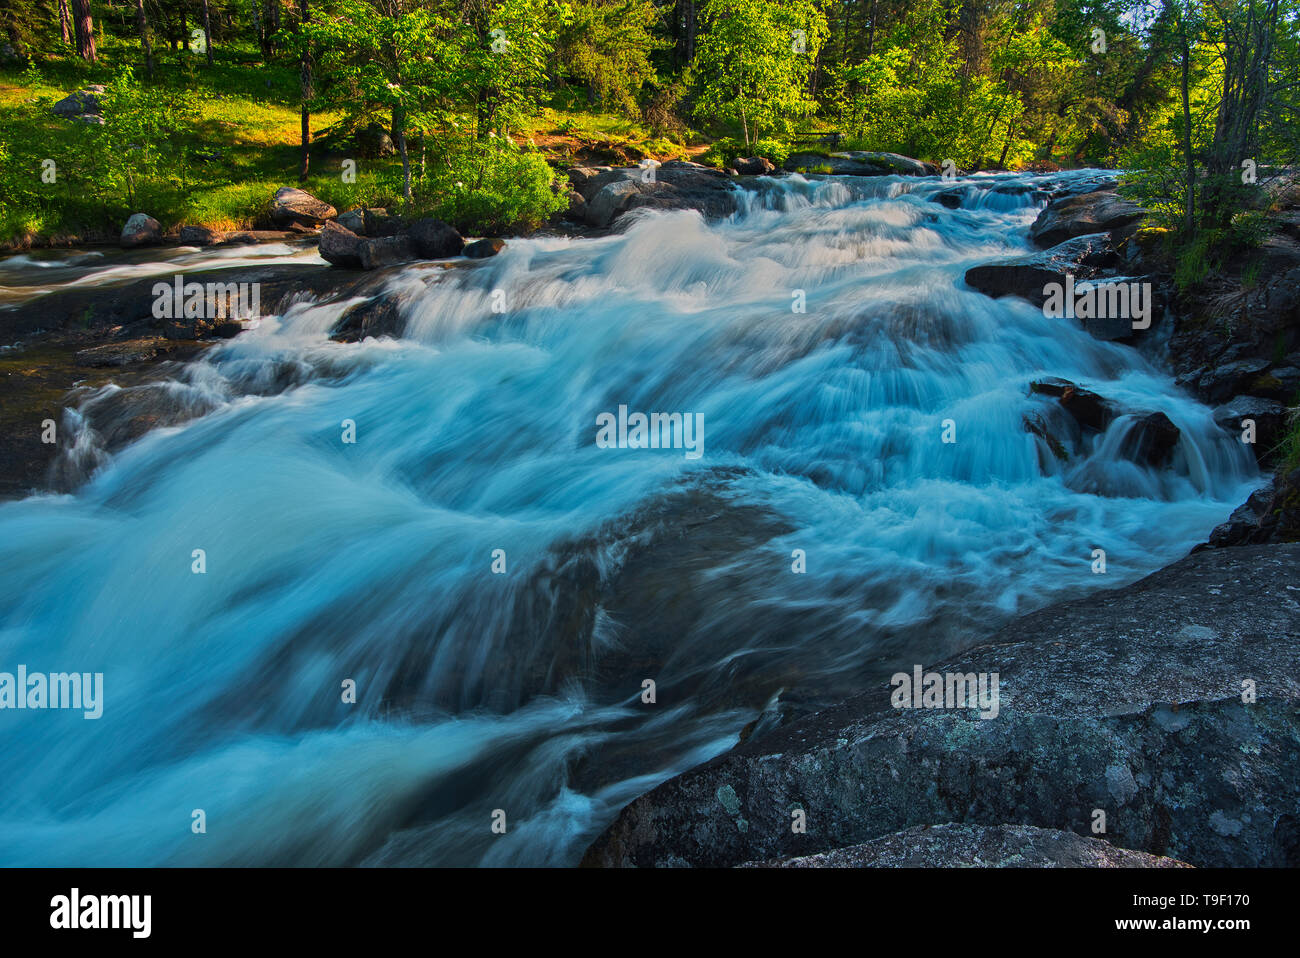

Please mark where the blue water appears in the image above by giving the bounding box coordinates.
[0,170,1258,865]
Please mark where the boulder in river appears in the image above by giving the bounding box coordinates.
[576,163,738,228]
[331,296,404,342]
[964,234,1117,307]
[1205,468,1300,547]
[269,187,337,229]
[583,543,1300,868]
[1029,190,1145,248]
[358,234,418,270]
[1212,394,1288,461]
[120,213,162,249]
[318,220,365,269]
[1124,410,1181,466]
[463,238,506,259]
[407,218,464,258]
[733,156,776,176]
[1030,377,1117,431]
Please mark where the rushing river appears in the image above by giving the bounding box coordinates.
[0,170,1259,865]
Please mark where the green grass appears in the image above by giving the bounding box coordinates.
[2,43,691,245]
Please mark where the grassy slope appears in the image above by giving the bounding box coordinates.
[0,41,705,247]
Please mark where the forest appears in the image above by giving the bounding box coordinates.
[0,0,1296,268]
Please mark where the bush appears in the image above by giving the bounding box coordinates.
[700,136,790,169]
[418,138,566,235]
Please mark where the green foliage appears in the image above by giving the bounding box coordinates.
[699,136,788,168]
[555,0,662,114]
[691,0,827,146]
[418,137,565,235]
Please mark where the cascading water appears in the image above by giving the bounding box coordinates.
[0,170,1260,866]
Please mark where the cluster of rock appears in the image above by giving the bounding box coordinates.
[116,186,505,269]
[964,184,1150,343]
[1025,377,1180,469]
[563,161,741,229]
[583,543,1300,868]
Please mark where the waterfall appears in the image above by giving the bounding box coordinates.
[0,169,1259,866]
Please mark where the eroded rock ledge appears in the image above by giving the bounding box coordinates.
[583,543,1300,868]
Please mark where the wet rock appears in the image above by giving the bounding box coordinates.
[463,238,506,259]
[1206,478,1280,547]
[407,218,464,259]
[933,188,964,209]
[743,823,1191,868]
[1029,190,1145,248]
[120,213,162,249]
[733,157,776,176]
[358,235,418,270]
[1213,395,1287,462]
[583,544,1300,868]
[1030,378,1117,431]
[318,220,365,269]
[585,180,646,227]
[575,164,739,228]
[269,186,337,228]
[1125,411,1181,466]
[1195,358,1273,405]
[331,297,404,342]
[75,338,168,367]
[965,235,1117,307]
[1,264,376,342]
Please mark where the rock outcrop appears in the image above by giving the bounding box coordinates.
[570,162,740,229]
[1029,190,1145,247]
[743,823,1191,868]
[583,544,1300,868]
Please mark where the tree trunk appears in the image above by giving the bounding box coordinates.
[298,0,312,183]
[58,0,71,44]
[394,105,412,205]
[1179,31,1195,233]
[135,0,154,79]
[70,0,96,61]
[201,0,213,65]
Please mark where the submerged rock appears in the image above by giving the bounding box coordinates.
[584,544,1300,868]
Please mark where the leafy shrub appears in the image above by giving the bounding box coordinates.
[419,137,565,235]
